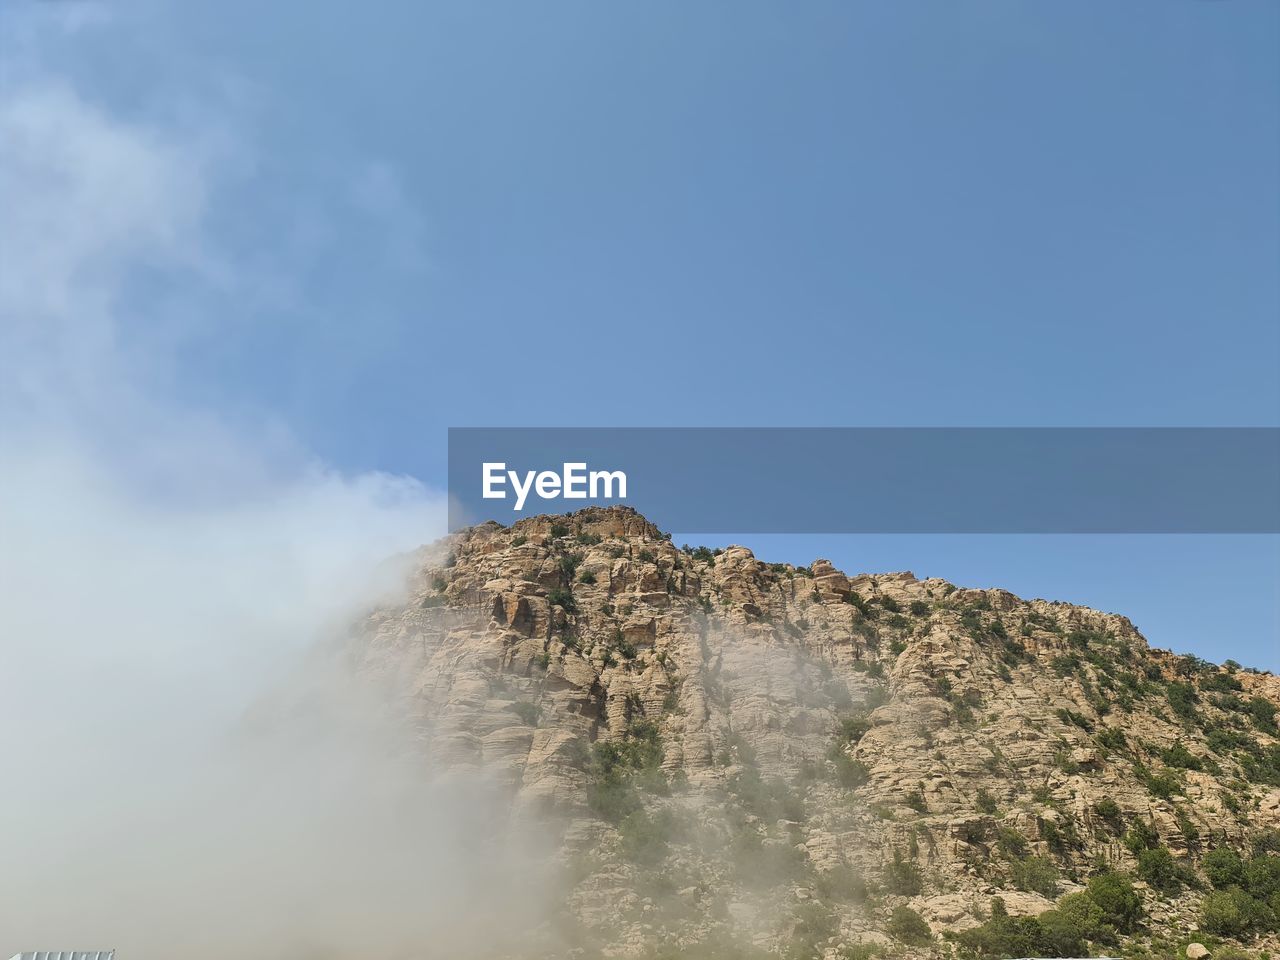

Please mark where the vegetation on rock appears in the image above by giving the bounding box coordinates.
[364,507,1280,958]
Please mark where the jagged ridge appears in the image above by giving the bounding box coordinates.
[355,506,1280,960]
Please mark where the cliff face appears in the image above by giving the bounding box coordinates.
[355,506,1280,959]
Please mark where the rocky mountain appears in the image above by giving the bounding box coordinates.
[354,506,1280,960]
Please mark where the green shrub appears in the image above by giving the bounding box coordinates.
[1160,741,1203,770]
[837,714,872,743]
[578,569,597,585]
[960,608,984,635]
[997,827,1028,859]
[557,551,584,579]
[728,768,805,822]
[1055,890,1112,940]
[975,787,997,814]
[1056,707,1093,731]
[1038,892,1107,954]
[845,591,871,615]
[1123,819,1160,854]
[883,853,923,895]
[1011,855,1060,898]
[1040,817,1081,855]
[828,750,869,789]
[952,701,977,727]
[641,932,770,960]
[586,722,666,822]
[1240,742,1280,786]
[815,864,868,903]
[549,522,569,538]
[1085,870,1143,932]
[1245,852,1280,899]
[1166,681,1199,722]
[618,808,674,865]
[1093,797,1123,833]
[1066,627,1101,648]
[1249,696,1279,733]
[885,905,931,946]
[1211,949,1260,960]
[909,599,930,616]
[955,898,1046,958]
[864,660,886,680]
[1138,764,1182,799]
[547,587,577,612]
[1136,847,1184,895]
[510,534,528,547]
[1203,727,1254,757]
[1200,887,1274,936]
[1051,653,1082,677]
[1205,846,1247,888]
[1255,829,1280,855]
[958,892,1114,959]
[877,595,902,613]
[835,946,884,960]
[1096,727,1127,752]
[1177,812,1201,849]
[508,701,539,725]
[1201,671,1245,693]
[782,901,839,959]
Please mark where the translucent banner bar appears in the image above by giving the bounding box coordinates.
[448,427,1280,533]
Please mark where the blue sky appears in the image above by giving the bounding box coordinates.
[4,1,1278,667]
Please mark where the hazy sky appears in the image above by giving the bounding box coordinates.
[4,0,1277,667]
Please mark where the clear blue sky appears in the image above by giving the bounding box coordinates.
[13,1,1279,667]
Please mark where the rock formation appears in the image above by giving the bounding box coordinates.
[354,506,1280,959]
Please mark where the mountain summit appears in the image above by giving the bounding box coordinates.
[356,506,1280,959]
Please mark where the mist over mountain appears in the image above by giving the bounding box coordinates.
[353,506,1280,960]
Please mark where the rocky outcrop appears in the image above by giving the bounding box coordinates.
[353,506,1280,959]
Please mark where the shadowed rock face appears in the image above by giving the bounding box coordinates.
[353,506,1280,958]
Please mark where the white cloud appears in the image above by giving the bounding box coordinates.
[0,11,535,957]
[0,80,207,414]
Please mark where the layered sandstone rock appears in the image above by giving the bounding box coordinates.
[353,506,1280,959]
